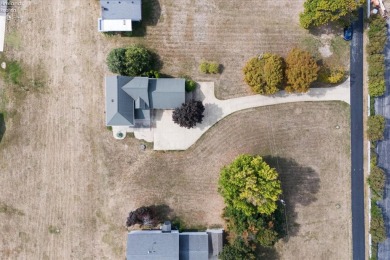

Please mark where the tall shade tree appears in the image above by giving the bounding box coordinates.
[243,53,284,95]
[219,238,256,260]
[299,0,364,29]
[124,45,152,76]
[106,47,127,75]
[106,45,152,76]
[285,48,319,93]
[218,155,282,216]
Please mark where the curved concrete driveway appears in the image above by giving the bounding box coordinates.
[148,79,350,150]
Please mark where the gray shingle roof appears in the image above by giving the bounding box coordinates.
[105,76,134,126]
[0,1,7,16]
[126,231,180,260]
[100,0,142,21]
[179,233,209,260]
[149,78,186,109]
[122,77,150,108]
[105,76,185,126]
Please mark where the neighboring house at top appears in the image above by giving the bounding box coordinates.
[98,0,142,32]
[126,222,223,260]
[105,76,185,129]
[0,0,8,52]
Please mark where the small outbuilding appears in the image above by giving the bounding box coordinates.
[98,0,142,32]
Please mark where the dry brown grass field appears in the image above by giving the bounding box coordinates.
[0,0,351,259]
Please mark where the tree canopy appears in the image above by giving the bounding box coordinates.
[172,100,205,128]
[219,155,282,216]
[219,238,256,260]
[106,45,152,76]
[299,0,364,29]
[218,155,284,248]
[243,53,284,95]
[285,48,319,93]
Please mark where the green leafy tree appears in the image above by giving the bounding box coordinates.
[219,155,282,216]
[106,45,152,76]
[106,48,127,75]
[285,48,319,93]
[243,53,284,95]
[124,45,152,76]
[367,115,386,142]
[219,238,256,260]
[299,0,364,29]
[223,206,280,247]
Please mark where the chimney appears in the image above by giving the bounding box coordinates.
[161,221,171,233]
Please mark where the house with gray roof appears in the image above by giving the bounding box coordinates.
[0,0,8,52]
[105,76,185,128]
[126,224,223,260]
[98,0,142,32]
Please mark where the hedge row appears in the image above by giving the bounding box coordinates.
[367,16,387,97]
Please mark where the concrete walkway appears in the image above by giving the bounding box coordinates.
[151,79,350,150]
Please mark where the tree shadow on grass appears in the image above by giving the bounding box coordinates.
[263,156,321,241]
[123,0,162,37]
[255,245,280,260]
[0,113,5,143]
[149,204,174,221]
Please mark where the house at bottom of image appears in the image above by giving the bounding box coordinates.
[126,222,223,260]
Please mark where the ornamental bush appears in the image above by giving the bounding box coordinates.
[199,61,220,74]
[318,66,345,84]
[172,100,205,128]
[243,53,284,95]
[367,115,386,142]
[285,48,319,93]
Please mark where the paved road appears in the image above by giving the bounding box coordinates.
[377,18,390,260]
[350,7,365,260]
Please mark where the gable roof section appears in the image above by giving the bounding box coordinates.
[207,229,224,259]
[127,231,180,260]
[149,78,185,109]
[122,77,150,108]
[179,233,209,260]
[100,0,142,21]
[105,76,135,126]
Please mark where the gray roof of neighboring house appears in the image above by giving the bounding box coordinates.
[179,233,209,260]
[126,231,180,260]
[0,1,7,16]
[149,78,186,109]
[100,0,142,21]
[105,76,134,126]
